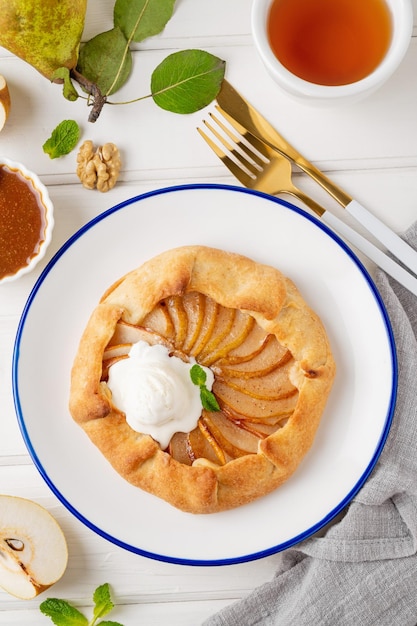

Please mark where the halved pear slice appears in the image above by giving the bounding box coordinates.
[189,296,218,357]
[142,303,175,339]
[103,344,131,361]
[181,292,206,353]
[217,334,289,378]
[219,358,296,401]
[168,424,224,465]
[102,346,129,380]
[168,432,193,465]
[188,424,224,465]
[202,412,260,455]
[216,324,270,365]
[197,419,227,465]
[107,326,173,353]
[202,311,255,366]
[107,321,150,346]
[0,495,68,600]
[214,380,298,420]
[198,306,236,364]
[239,420,280,438]
[165,295,188,349]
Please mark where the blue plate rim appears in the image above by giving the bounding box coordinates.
[12,183,398,566]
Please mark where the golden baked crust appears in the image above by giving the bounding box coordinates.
[69,246,335,513]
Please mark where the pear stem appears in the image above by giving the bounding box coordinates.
[70,68,107,123]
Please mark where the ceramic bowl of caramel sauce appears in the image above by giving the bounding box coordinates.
[251,0,413,105]
[0,158,54,284]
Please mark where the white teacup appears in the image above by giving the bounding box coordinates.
[251,0,413,105]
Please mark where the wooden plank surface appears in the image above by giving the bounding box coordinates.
[0,0,416,622]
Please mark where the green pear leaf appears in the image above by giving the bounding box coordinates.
[114,0,176,43]
[50,68,79,102]
[77,27,132,96]
[151,50,226,114]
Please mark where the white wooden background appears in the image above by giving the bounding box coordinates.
[0,0,416,623]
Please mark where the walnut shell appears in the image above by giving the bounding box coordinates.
[76,141,121,192]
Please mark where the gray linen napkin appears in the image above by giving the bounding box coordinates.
[204,222,417,626]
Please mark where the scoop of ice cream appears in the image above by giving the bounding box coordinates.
[107,341,214,448]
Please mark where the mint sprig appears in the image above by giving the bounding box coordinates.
[40,583,123,626]
[190,364,220,412]
[42,119,81,159]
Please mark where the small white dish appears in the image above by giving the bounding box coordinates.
[13,184,396,565]
[251,0,413,105]
[0,157,54,284]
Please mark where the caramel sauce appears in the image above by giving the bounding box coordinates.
[267,0,392,86]
[0,165,46,279]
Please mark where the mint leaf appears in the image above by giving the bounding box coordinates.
[190,364,220,412]
[151,49,226,113]
[42,120,80,159]
[77,27,132,96]
[200,385,221,412]
[98,622,125,626]
[114,0,176,43]
[93,583,114,621]
[190,363,207,387]
[39,598,88,626]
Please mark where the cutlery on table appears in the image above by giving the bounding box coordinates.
[216,81,417,277]
[197,80,417,297]
[198,108,327,217]
[197,98,417,295]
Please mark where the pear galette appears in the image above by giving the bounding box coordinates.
[69,246,335,514]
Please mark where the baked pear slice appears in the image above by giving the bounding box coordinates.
[70,246,335,514]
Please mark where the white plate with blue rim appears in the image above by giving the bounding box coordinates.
[13,184,396,565]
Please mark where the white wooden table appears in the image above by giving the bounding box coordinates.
[0,0,416,623]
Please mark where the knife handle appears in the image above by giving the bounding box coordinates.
[345,200,417,277]
[322,210,417,297]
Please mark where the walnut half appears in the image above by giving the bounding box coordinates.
[76,140,121,192]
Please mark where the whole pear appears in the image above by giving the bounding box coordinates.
[0,0,87,81]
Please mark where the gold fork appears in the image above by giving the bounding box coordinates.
[197,105,417,297]
[197,107,326,218]
[214,80,417,279]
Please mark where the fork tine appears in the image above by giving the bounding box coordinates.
[214,105,272,161]
[207,112,267,169]
[201,115,262,177]
[197,125,255,188]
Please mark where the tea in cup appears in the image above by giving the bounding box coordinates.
[251,0,413,104]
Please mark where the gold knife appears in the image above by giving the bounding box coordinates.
[217,80,417,278]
